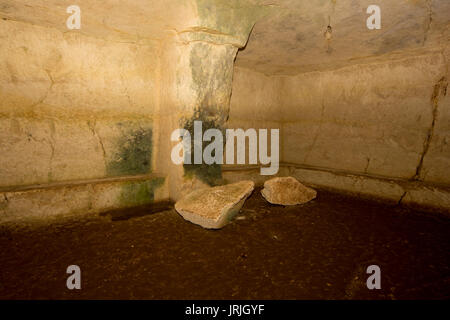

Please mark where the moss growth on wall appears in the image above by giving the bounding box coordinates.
[182,107,224,186]
[189,43,235,115]
[119,177,165,207]
[195,0,271,46]
[107,123,153,176]
[179,1,273,187]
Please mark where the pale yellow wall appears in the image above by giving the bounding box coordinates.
[1,1,449,220]
[0,19,160,188]
[282,52,449,184]
[229,51,450,186]
[227,66,283,165]
[0,0,268,221]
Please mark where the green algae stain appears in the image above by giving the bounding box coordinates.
[182,107,224,187]
[182,0,275,186]
[185,44,235,186]
[189,42,235,103]
[184,162,223,186]
[119,177,165,207]
[107,123,153,177]
[195,0,272,45]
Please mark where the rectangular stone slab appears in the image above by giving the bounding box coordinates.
[174,180,254,229]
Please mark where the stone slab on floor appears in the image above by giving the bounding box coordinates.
[261,176,317,205]
[174,180,254,229]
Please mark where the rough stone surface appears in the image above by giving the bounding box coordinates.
[0,1,263,221]
[291,167,406,203]
[261,177,317,205]
[174,180,254,229]
[230,52,450,183]
[1,1,449,221]
[225,165,450,214]
[0,18,159,187]
[236,0,450,75]
[0,175,168,225]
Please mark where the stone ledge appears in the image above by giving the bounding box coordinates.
[222,163,450,215]
[0,174,168,225]
[0,174,163,193]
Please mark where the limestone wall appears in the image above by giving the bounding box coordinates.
[226,66,283,166]
[228,51,450,212]
[0,19,161,187]
[1,0,449,222]
[282,52,449,185]
[0,19,170,222]
[228,67,283,131]
[0,0,268,222]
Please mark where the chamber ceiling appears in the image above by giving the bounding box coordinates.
[235,0,450,75]
[0,0,198,43]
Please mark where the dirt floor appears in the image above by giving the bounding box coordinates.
[0,188,449,299]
